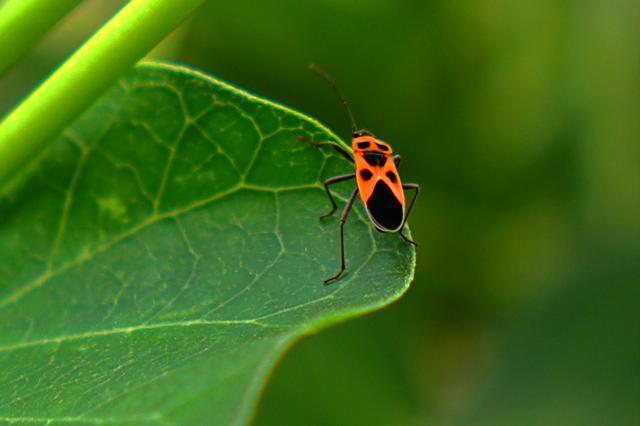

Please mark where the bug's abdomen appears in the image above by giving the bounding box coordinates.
[365,180,404,231]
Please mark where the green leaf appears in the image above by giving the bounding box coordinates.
[0,62,415,425]
[0,0,208,192]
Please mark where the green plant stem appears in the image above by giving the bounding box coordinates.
[0,0,82,75]
[0,0,206,192]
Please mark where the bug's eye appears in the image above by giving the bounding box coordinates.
[360,169,374,181]
[357,141,370,149]
[376,143,389,152]
[385,171,397,183]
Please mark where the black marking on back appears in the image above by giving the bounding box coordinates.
[363,151,387,167]
[385,171,397,183]
[357,141,371,149]
[360,169,373,181]
[366,181,403,231]
[376,143,389,152]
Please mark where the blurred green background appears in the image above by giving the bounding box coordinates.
[1,1,638,424]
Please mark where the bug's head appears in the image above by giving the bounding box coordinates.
[352,129,372,138]
[352,130,393,154]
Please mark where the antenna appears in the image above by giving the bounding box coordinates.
[309,64,358,132]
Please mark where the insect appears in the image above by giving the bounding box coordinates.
[300,64,420,284]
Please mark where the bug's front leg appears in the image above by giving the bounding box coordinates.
[324,187,359,285]
[393,154,402,167]
[297,136,354,163]
[399,183,420,247]
[320,173,356,219]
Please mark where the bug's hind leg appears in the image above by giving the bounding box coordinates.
[401,183,420,225]
[324,187,359,285]
[399,228,418,247]
[320,173,355,219]
[398,183,420,247]
[297,136,354,163]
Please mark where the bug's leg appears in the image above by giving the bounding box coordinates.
[399,229,418,247]
[393,154,402,167]
[321,173,356,219]
[324,187,359,285]
[402,183,420,225]
[398,183,420,246]
[297,136,354,163]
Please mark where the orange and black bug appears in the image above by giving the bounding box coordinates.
[299,64,420,284]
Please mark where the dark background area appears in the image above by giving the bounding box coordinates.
[2,1,638,424]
